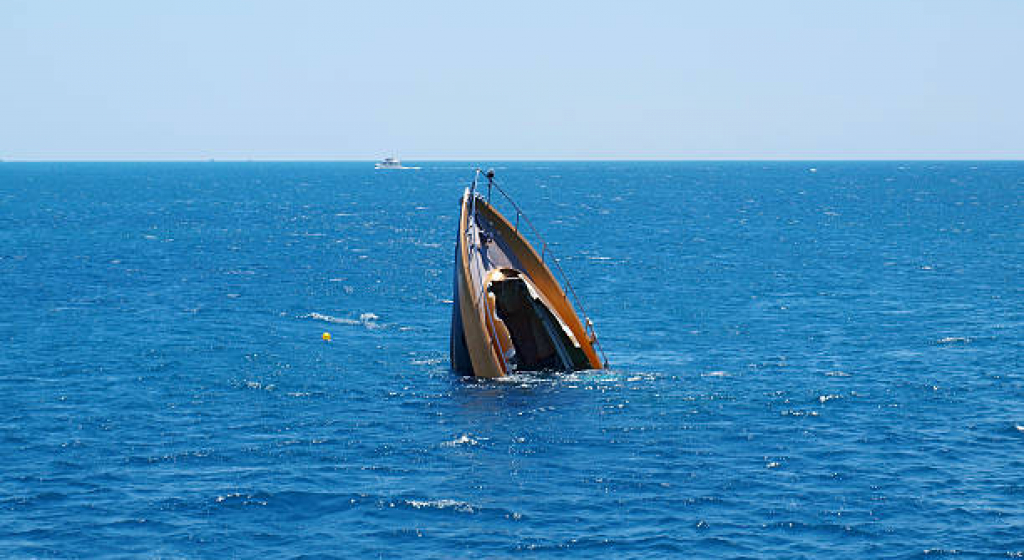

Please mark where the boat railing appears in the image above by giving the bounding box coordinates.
[469,169,610,369]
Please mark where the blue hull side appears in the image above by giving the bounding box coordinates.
[449,220,472,375]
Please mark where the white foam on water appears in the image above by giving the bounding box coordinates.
[304,312,360,325]
[215,492,268,506]
[216,493,243,503]
[244,381,275,392]
[937,336,972,344]
[303,312,381,328]
[441,434,479,448]
[406,499,475,513]
[782,410,820,417]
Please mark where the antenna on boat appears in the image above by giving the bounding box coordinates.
[485,169,495,202]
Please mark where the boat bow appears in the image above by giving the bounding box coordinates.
[450,170,606,378]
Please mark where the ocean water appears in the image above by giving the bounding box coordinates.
[1,161,1021,558]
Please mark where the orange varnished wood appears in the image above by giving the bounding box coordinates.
[473,197,602,370]
[456,193,506,378]
[456,192,602,377]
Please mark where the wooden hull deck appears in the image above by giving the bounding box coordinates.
[450,176,604,378]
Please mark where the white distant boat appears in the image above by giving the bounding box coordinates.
[375,156,419,170]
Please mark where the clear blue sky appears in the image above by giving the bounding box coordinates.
[2,0,1022,160]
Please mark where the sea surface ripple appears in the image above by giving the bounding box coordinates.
[1,161,1022,558]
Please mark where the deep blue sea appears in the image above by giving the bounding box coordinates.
[1,161,1022,558]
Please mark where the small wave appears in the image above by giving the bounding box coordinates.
[826,370,851,377]
[303,312,380,328]
[244,380,275,392]
[406,499,475,513]
[441,434,479,448]
[936,336,972,345]
[305,313,359,325]
[215,492,268,506]
[410,357,444,366]
[818,394,841,404]
[702,370,730,377]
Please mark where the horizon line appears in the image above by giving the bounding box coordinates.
[2,157,1022,163]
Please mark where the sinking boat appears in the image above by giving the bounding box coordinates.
[450,170,607,378]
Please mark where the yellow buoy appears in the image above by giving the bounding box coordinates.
[322,332,332,342]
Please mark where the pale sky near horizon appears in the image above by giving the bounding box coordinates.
[2,0,1022,160]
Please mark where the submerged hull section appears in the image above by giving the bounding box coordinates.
[450,188,603,378]
[449,237,472,374]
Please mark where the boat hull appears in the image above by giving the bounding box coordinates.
[450,190,602,378]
